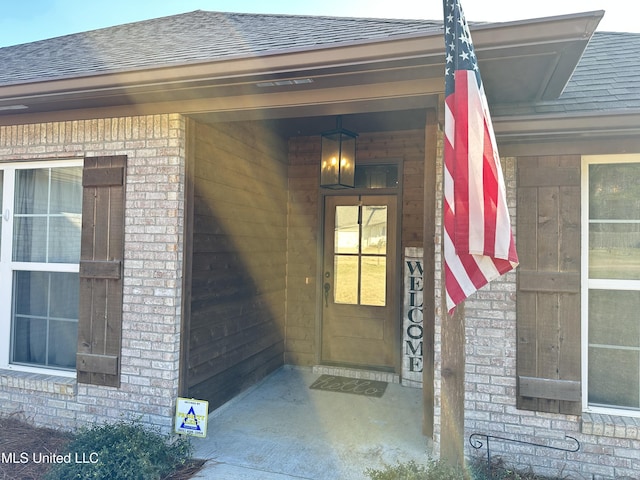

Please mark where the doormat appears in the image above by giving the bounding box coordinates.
[309,375,387,398]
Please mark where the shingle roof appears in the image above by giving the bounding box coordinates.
[0,10,638,116]
[0,10,442,87]
[560,32,640,111]
[493,31,640,116]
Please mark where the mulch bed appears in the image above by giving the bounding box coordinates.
[0,413,205,480]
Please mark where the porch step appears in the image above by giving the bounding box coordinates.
[312,365,400,384]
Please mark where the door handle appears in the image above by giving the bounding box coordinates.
[2,209,8,222]
[323,282,331,307]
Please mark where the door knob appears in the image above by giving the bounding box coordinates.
[323,282,331,307]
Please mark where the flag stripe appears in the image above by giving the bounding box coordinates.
[453,71,470,254]
[482,127,498,255]
[466,72,486,255]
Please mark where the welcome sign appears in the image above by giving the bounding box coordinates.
[402,247,423,387]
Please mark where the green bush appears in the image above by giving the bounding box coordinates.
[44,419,192,480]
[365,460,466,480]
[365,458,565,480]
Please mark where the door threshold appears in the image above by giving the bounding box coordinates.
[312,365,400,384]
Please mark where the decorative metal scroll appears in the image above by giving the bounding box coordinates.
[469,433,580,470]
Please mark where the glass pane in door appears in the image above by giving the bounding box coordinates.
[360,256,386,306]
[361,205,387,306]
[361,205,387,253]
[334,255,358,304]
[335,205,359,254]
[334,205,359,304]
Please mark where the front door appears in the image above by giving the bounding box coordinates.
[321,195,397,370]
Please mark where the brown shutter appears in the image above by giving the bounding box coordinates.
[76,155,126,387]
[516,155,581,415]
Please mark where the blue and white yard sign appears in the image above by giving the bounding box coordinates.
[175,397,209,438]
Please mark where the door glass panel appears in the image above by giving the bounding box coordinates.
[13,167,82,263]
[361,257,386,306]
[334,255,358,304]
[335,205,359,254]
[332,202,388,306]
[361,206,387,253]
[11,271,78,370]
[361,205,387,306]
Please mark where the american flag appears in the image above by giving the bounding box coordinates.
[443,0,518,313]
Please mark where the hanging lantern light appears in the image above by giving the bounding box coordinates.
[320,116,358,189]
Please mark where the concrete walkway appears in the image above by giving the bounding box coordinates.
[191,366,432,480]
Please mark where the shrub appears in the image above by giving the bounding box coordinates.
[365,457,567,480]
[44,419,192,480]
[365,459,466,480]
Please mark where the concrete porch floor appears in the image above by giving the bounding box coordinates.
[191,366,432,480]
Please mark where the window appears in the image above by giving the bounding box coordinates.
[583,155,640,413]
[0,160,82,374]
[354,164,399,189]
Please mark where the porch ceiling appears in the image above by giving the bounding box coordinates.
[0,11,602,132]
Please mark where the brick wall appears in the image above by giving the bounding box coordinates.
[432,142,640,478]
[0,114,186,433]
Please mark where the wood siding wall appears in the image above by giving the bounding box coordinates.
[185,120,288,410]
[285,129,426,366]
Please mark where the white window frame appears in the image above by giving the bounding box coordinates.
[0,159,82,377]
[581,154,640,417]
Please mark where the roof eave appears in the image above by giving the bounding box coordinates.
[0,10,604,123]
[495,108,640,141]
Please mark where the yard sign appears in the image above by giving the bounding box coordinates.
[175,397,209,437]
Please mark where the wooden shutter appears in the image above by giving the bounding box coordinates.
[516,155,581,415]
[76,155,126,387]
